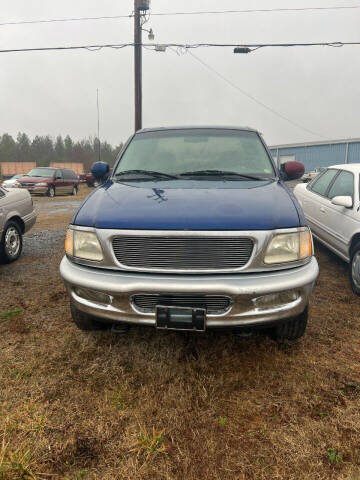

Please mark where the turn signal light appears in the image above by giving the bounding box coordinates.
[300,230,312,259]
[65,229,74,256]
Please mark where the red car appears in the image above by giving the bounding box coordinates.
[80,169,112,187]
[17,167,79,197]
[78,172,98,187]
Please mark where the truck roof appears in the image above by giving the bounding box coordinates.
[137,126,259,134]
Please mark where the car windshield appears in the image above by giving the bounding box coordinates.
[27,168,55,178]
[114,129,275,179]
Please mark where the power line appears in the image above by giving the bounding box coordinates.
[0,14,132,27]
[151,5,360,16]
[1,5,359,26]
[187,50,326,139]
[0,41,360,54]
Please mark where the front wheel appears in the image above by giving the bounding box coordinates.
[93,180,100,188]
[70,301,109,331]
[72,186,78,196]
[273,307,308,341]
[0,221,23,263]
[47,185,55,197]
[350,242,360,296]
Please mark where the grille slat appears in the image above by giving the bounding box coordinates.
[132,294,232,315]
[112,235,254,272]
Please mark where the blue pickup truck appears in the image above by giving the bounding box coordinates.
[60,126,319,340]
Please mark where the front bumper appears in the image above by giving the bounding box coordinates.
[23,211,37,233]
[19,185,48,195]
[60,256,319,328]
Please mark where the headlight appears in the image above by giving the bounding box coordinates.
[36,182,47,187]
[264,230,312,264]
[65,229,103,261]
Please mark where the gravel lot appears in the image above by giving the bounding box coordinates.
[23,229,65,256]
[1,183,360,480]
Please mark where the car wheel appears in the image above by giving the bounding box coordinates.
[273,307,308,341]
[350,242,360,296]
[93,180,100,188]
[70,301,109,331]
[47,185,55,197]
[72,186,78,196]
[0,221,23,263]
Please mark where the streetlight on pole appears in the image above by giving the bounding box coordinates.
[134,0,152,132]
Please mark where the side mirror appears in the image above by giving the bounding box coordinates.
[280,161,305,181]
[91,161,110,180]
[331,195,353,208]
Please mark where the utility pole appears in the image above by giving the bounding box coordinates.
[134,0,151,132]
[134,0,143,132]
[96,88,101,162]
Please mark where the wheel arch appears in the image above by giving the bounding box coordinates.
[350,233,360,257]
[6,215,25,234]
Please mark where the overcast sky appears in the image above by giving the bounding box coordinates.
[1,0,359,147]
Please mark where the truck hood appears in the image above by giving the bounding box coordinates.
[73,180,304,231]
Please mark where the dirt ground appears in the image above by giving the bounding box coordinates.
[1,184,360,480]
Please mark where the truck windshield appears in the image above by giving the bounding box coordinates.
[27,168,55,178]
[115,129,275,179]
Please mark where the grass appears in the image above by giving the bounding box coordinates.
[131,427,167,460]
[326,447,343,465]
[1,194,360,478]
[0,434,38,480]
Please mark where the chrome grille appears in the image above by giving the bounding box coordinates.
[112,235,254,272]
[132,294,232,315]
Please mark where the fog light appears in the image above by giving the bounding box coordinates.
[74,287,111,305]
[253,291,299,310]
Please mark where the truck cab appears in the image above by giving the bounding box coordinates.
[60,126,318,340]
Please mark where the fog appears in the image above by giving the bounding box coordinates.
[1,0,359,147]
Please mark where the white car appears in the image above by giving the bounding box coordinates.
[0,186,36,263]
[294,164,360,294]
[302,167,326,183]
[2,174,24,188]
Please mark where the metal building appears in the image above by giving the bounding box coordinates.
[269,138,360,172]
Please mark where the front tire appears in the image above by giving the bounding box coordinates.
[93,180,100,188]
[70,301,109,331]
[72,186,78,196]
[273,307,308,341]
[0,221,23,263]
[350,242,360,296]
[47,185,55,197]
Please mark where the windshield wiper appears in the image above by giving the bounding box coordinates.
[179,170,272,181]
[114,169,179,180]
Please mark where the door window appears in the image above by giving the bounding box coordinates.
[56,170,63,179]
[327,170,354,200]
[310,169,338,196]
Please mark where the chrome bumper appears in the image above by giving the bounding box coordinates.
[20,186,47,195]
[60,256,319,328]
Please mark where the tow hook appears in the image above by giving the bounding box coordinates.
[111,324,130,334]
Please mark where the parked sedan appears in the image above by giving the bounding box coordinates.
[17,167,79,197]
[0,186,36,263]
[294,164,360,294]
[1,174,24,188]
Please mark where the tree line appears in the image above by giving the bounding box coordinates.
[0,133,123,172]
